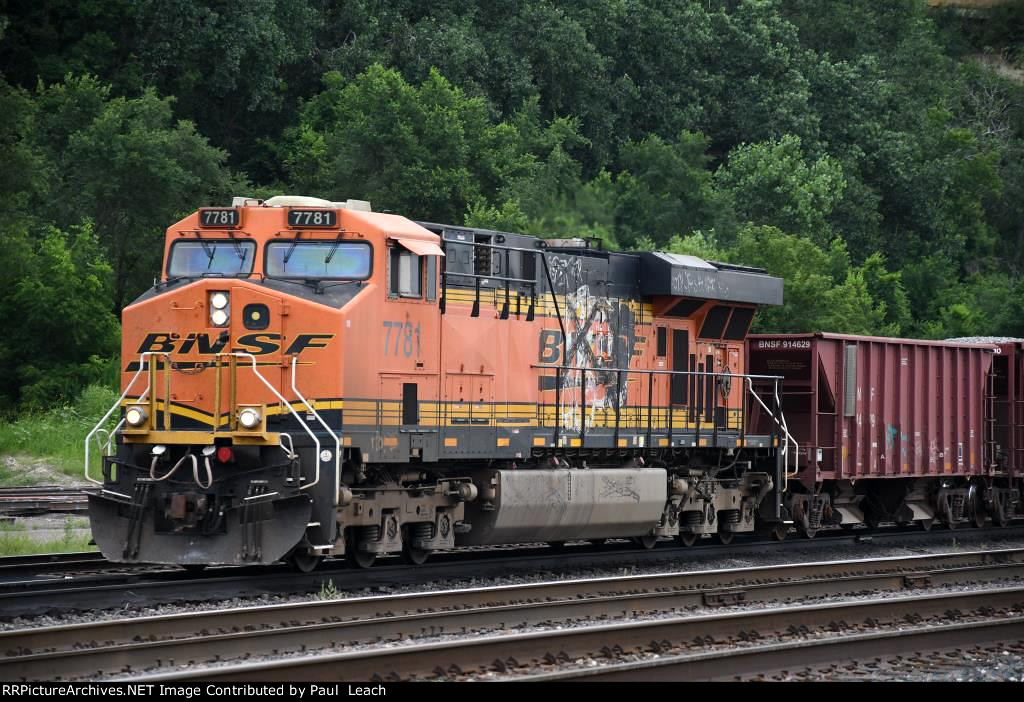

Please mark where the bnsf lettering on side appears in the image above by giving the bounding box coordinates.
[137,332,333,356]
[756,339,811,350]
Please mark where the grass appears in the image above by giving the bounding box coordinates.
[0,384,119,482]
[0,462,41,487]
[0,517,97,556]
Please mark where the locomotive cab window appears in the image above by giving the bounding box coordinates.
[167,239,256,278]
[390,247,423,298]
[265,241,371,279]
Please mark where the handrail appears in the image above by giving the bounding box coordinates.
[530,362,799,489]
[222,352,321,492]
[290,356,341,504]
[746,377,800,490]
[85,350,334,496]
[84,352,169,485]
[534,364,785,381]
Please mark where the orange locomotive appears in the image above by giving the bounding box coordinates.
[85,196,790,570]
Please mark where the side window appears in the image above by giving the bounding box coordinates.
[389,247,423,298]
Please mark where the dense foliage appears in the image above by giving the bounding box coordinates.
[1,0,1023,409]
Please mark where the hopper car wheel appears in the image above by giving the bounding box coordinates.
[402,544,431,566]
[799,525,818,539]
[349,550,376,569]
[919,518,934,532]
[289,550,323,573]
[547,541,567,551]
[716,532,734,545]
[589,539,608,547]
[182,564,207,574]
[994,500,1009,528]
[771,523,789,541]
[679,532,698,547]
[634,534,658,550]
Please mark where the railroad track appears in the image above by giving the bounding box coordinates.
[0,486,89,517]
[4,525,1024,620]
[3,546,1024,681]
[0,551,106,575]
[3,525,1024,619]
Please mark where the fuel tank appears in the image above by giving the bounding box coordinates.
[458,468,667,545]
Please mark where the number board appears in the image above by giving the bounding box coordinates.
[288,209,338,228]
[198,208,240,227]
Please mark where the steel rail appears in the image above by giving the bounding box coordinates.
[4,548,1024,681]
[3,525,1024,618]
[522,615,1024,681]
[118,586,1024,682]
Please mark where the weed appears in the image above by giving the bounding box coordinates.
[316,579,339,600]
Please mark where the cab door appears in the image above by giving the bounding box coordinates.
[378,240,443,459]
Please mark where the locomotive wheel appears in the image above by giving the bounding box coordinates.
[349,550,377,569]
[679,532,698,547]
[716,531,734,545]
[289,550,323,573]
[402,544,431,565]
[634,534,658,550]
[771,523,789,541]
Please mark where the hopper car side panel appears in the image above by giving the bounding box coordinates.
[749,333,996,487]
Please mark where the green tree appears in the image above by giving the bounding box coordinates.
[715,135,846,246]
[29,75,238,307]
[286,66,588,224]
[0,222,119,409]
[131,0,321,176]
[728,225,904,335]
[613,131,718,248]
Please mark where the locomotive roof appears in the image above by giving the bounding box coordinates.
[417,221,784,307]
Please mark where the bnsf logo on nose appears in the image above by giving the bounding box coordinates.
[137,332,333,355]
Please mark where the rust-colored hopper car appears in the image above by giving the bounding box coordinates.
[749,333,1019,536]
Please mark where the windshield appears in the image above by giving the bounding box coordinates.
[266,241,372,279]
[167,240,255,277]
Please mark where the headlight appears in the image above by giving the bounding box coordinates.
[238,407,261,429]
[125,405,149,427]
[209,291,229,326]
